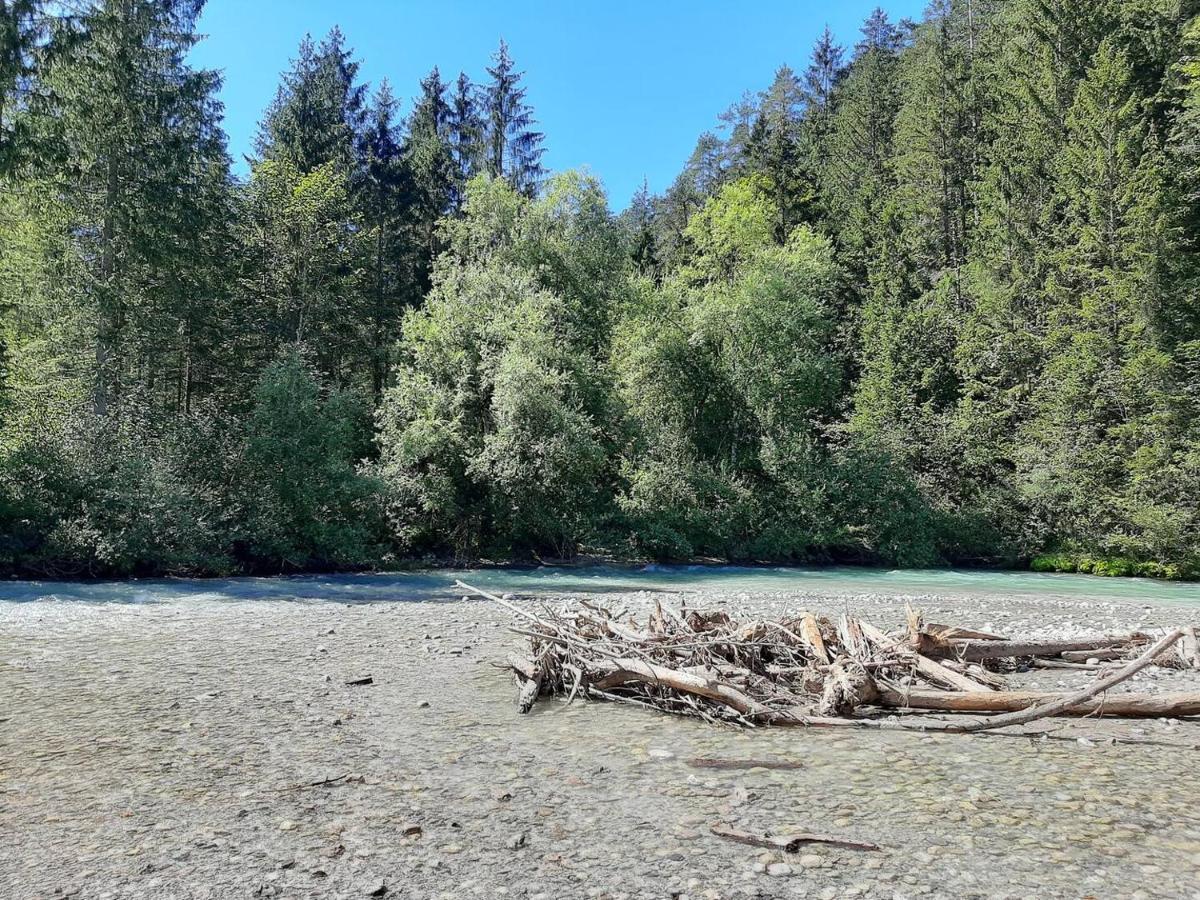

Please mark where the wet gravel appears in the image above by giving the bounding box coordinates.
[2,586,1200,899]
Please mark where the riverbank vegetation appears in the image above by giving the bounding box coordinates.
[1,1,1198,578]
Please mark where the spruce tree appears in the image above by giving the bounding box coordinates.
[256,27,365,175]
[23,0,231,416]
[405,66,454,279]
[359,79,413,398]
[0,0,42,176]
[483,39,545,196]
[447,70,483,212]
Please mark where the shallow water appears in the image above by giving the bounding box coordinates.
[2,562,1199,606]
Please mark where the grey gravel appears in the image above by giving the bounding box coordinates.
[1,584,1199,899]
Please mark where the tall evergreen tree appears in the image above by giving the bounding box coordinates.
[746,65,809,236]
[15,0,231,417]
[0,0,42,176]
[483,39,545,196]
[405,66,454,281]
[447,70,483,212]
[255,27,365,175]
[359,79,413,398]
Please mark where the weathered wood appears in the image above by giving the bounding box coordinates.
[1060,647,1126,662]
[859,621,993,692]
[687,757,805,771]
[799,613,830,664]
[878,686,1200,718]
[949,630,1186,732]
[507,653,545,713]
[590,657,780,722]
[879,631,1193,728]
[710,823,881,853]
[938,635,1141,662]
[1180,627,1200,670]
[923,624,1009,641]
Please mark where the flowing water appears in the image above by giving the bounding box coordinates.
[1,563,1198,606]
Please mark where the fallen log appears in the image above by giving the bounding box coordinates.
[687,757,805,771]
[923,624,1008,641]
[1180,627,1200,669]
[507,653,544,713]
[877,686,1200,718]
[1061,647,1127,662]
[589,657,781,722]
[710,823,881,853]
[947,629,1186,732]
[938,635,1143,662]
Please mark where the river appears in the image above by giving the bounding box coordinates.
[2,562,1199,605]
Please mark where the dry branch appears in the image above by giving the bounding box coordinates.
[946,630,1186,733]
[710,823,881,853]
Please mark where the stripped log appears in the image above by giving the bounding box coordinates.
[877,687,1200,718]
[948,629,1186,732]
[1180,627,1200,669]
[923,624,1009,641]
[1061,647,1127,662]
[938,635,1144,662]
[507,653,545,713]
[589,657,782,722]
[798,613,830,664]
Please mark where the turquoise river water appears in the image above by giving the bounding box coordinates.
[1,563,1198,605]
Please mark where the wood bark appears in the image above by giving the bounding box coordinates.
[859,621,993,692]
[937,635,1141,662]
[710,823,880,853]
[877,687,1200,718]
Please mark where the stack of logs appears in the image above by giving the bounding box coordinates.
[456,581,1200,735]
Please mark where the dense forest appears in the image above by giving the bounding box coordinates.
[0,0,1198,579]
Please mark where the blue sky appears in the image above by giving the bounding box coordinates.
[192,1,927,209]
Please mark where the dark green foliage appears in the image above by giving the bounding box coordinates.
[256,28,365,175]
[234,349,384,571]
[483,40,545,197]
[2,1,1200,579]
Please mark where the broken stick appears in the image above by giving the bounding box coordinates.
[710,823,881,853]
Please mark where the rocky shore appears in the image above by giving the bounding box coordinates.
[2,585,1199,899]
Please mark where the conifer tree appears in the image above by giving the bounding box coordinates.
[0,0,42,176]
[405,66,454,279]
[256,27,365,175]
[20,0,231,417]
[359,79,412,398]
[483,39,545,196]
[447,71,483,212]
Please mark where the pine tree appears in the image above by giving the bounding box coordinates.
[20,0,231,417]
[256,27,365,175]
[447,70,483,212]
[483,39,545,196]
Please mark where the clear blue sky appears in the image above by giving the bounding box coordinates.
[192,0,926,209]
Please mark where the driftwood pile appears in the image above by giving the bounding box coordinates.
[457,581,1200,736]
